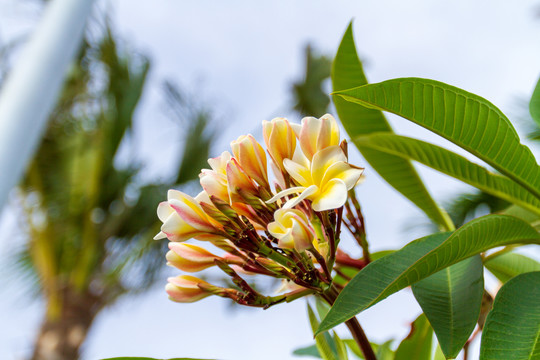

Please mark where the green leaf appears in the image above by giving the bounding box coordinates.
[293,344,323,358]
[412,256,484,359]
[375,340,394,360]
[344,339,365,359]
[433,344,446,360]
[479,271,540,360]
[315,296,331,320]
[394,314,433,360]
[484,252,540,283]
[334,250,396,286]
[503,205,540,224]
[333,78,540,200]
[332,23,453,231]
[355,133,540,216]
[308,304,339,360]
[333,333,349,360]
[530,75,540,127]
[317,214,540,334]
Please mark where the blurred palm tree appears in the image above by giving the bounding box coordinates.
[9,25,216,360]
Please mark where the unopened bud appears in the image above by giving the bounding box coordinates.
[298,114,340,160]
[166,243,221,272]
[262,117,296,172]
[231,134,269,188]
[166,275,213,303]
[226,158,259,204]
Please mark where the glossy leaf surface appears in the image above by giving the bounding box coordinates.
[394,314,433,360]
[355,133,540,215]
[412,256,484,359]
[317,215,540,334]
[334,78,540,199]
[479,271,540,360]
[484,251,540,283]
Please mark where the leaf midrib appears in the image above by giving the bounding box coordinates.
[446,266,455,351]
[527,323,540,360]
[336,90,540,201]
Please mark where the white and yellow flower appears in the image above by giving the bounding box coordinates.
[268,146,363,211]
[267,208,315,252]
[154,189,223,242]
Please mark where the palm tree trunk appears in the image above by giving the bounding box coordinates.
[30,288,102,360]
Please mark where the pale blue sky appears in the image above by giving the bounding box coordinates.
[1,1,540,359]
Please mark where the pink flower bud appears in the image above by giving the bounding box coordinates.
[199,170,230,203]
[166,243,221,272]
[166,275,212,303]
[231,134,268,188]
[226,158,259,204]
[262,117,296,172]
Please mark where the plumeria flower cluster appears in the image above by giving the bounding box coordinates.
[155,114,364,307]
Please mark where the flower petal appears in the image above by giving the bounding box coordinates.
[317,114,340,150]
[310,146,347,186]
[207,151,232,174]
[153,231,167,240]
[283,158,311,187]
[266,186,305,204]
[167,243,218,272]
[298,116,321,159]
[166,275,211,303]
[161,211,200,242]
[311,178,348,211]
[169,198,215,233]
[282,185,318,209]
[199,170,229,203]
[157,201,174,222]
[322,161,364,190]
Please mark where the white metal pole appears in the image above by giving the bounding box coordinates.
[0,0,94,211]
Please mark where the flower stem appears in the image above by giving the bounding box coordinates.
[322,286,376,360]
[344,317,376,360]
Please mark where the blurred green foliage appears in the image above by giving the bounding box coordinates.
[9,23,217,359]
[291,44,331,117]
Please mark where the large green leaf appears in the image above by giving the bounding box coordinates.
[530,75,540,127]
[333,78,540,200]
[479,271,540,360]
[332,23,453,231]
[394,314,433,360]
[355,133,540,216]
[317,215,540,334]
[412,256,484,359]
[484,251,540,283]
